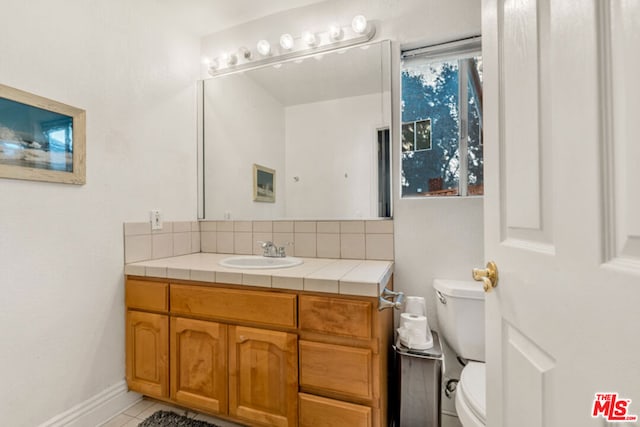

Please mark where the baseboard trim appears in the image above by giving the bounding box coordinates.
[38,380,141,427]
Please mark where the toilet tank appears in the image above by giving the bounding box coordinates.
[433,279,485,362]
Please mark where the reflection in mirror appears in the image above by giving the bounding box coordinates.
[199,40,391,220]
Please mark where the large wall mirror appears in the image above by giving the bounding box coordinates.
[198,40,391,220]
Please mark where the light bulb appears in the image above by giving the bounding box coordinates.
[257,39,271,56]
[207,59,219,75]
[239,47,252,60]
[302,31,317,47]
[328,23,343,41]
[280,33,294,50]
[223,52,238,66]
[201,57,212,66]
[351,15,368,34]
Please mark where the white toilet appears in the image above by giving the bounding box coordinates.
[433,279,486,427]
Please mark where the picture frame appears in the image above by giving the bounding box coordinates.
[0,83,86,184]
[253,163,275,203]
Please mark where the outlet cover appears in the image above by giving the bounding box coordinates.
[150,209,163,230]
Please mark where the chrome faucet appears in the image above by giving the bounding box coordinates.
[259,241,287,258]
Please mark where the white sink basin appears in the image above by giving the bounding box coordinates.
[219,255,303,269]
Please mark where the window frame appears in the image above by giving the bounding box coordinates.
[400,36,482,199]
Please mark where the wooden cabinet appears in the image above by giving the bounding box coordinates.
[298,294,391,427]
[229,326,298,427]
[125,277,392,427]
[126,310,169,398]
[171,317,227,414]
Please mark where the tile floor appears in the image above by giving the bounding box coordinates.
[100,398,244,427]
[102,396,462,427]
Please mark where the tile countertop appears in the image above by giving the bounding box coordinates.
[125,253,394,297]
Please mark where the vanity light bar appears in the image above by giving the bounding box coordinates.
[205,15,376,77]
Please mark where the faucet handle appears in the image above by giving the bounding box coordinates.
[275,241,293,257]
[258,240,278,257]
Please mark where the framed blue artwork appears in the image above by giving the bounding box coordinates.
[0,84,85,184]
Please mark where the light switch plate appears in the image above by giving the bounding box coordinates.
[150,209,163,230]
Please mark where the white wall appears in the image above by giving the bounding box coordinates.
[285,93,384,218]
[0,1,201,425]
[203,74,286,220]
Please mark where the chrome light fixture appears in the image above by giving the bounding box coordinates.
[206,14,376,77]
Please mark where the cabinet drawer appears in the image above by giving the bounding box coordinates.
[299,393,371,427]
[126,279,168,312]
[171,284,297,328]
[299,341,372,400]
[299,295,371,339]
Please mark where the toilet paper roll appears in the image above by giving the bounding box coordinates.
[404,296,426,316]
[398,312,433,350]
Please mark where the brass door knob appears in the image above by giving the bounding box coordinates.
[473,261,499,292]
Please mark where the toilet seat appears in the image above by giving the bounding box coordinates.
[455,362,486,426]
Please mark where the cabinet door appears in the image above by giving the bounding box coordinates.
[126,310,168,398]
[229,326,298,427]
[171,318,227,414]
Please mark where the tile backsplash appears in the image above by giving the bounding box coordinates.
[124,219,394,263]
[124,221,201,263]
[199,220,394,261]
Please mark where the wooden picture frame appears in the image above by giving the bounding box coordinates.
[0,83,86,184]
[253,163,275,203]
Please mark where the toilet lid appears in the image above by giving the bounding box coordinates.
[459,362,486,423]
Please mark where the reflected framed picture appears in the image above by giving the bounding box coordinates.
[0,83,86,184]
[253,163,275,203]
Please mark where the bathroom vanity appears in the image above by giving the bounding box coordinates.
[124,254,394,427]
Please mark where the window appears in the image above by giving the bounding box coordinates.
[402,119,432,152]
[401,38,483,197]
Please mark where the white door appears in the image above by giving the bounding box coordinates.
[482,1,640,426]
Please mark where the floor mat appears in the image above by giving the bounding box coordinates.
[138,410,221,427]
